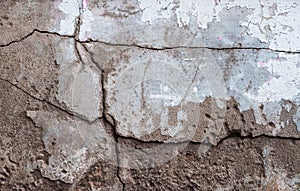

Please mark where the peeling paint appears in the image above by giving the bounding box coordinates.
[227,50,300,132]
[139,0,216,28]
[221,0,300,51]
[26,110,115,183]
[107,49,227,142]
[58,0,80,35]
[1,0,300,189]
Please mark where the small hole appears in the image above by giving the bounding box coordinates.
[205,113,212,119]
[268,122,276,128]
[259,104,264,110]
[224,122,229,129]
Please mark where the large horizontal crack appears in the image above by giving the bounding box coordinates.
[113,130,300,146]
[79,40,300,54]
[215,132,300,148]
[1,29,300,54]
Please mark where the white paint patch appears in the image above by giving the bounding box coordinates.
[283,103,292,112]
[227,51,300,132]
[177,110,187,121]
[148,94,182,106]
[138,0,216,28]
[138,0,175,23]
[246,53,300,103]
[27,111,114,183]
[176,0,216,28]
[220,0,300,51]
[58,0,80,35]
[139,0,300,50]
[79,9,95,41]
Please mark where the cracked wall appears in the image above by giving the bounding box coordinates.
[0,0,300,190]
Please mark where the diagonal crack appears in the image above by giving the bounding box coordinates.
[0,77,98,124]
[74,41,85,65]
[0,30,36,48]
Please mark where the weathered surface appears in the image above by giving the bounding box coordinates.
[0,80,71,190]
[55,39,103,122]
[0,0,299,190]
[86,43,300,142]
[118,136,300,190]
[26,110,116,184]
[79,0,300,51]
[0,0,79,45]
[0,32,102,122]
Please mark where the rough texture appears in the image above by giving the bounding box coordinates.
[0,0,79,45]
[87,44,299,142]
[26,111,116,184]
[119,136,300,190]
[0,0,299,190]
[0,80,71,190]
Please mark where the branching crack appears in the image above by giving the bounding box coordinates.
[79,43,126,191]
[2,25,300,190]
[3,73,298,142]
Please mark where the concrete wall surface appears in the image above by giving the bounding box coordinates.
[0,0,300,190]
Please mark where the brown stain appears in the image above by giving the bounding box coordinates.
[224,49,237,81]
[264,179,280,191]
